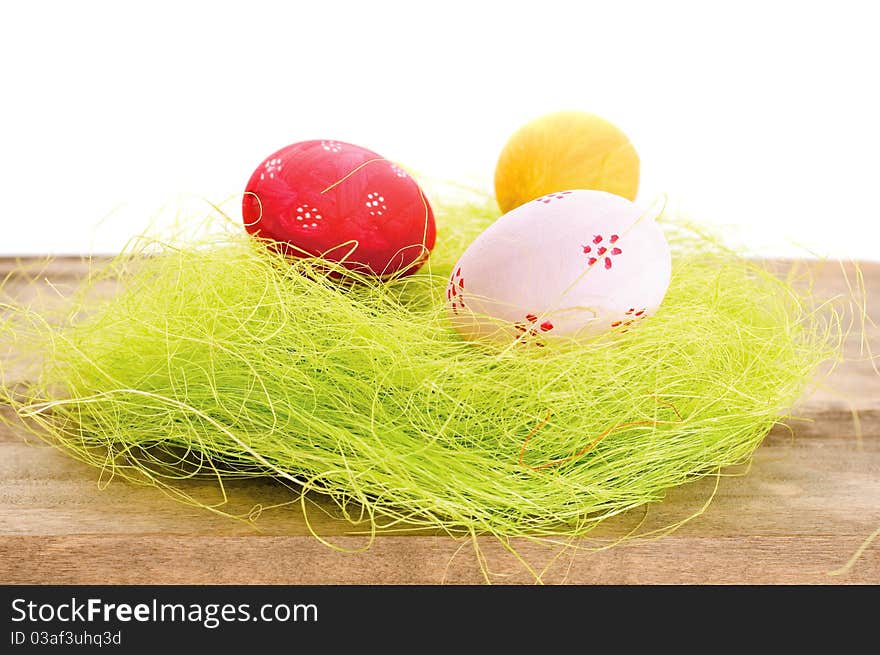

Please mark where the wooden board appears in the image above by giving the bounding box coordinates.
[1,258,878,584]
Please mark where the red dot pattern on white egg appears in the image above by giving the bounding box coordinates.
[513,312,555,347]
[295,204,323,229]
[447,189,672,343]
[610,307,648,333]
[366,192,387,217]
[582,233,624,269]
[447,266,466,313]
[535,190,573,204]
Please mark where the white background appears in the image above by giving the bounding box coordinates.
[1,0,878,259]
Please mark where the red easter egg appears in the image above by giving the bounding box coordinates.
[242,140,436,277]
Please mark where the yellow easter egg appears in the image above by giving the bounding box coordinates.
[494,111,640,213]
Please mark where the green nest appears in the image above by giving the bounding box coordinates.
[0,199,839,546]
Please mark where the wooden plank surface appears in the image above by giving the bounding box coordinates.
[1,258,878,584]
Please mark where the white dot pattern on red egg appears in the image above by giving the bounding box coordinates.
[295,204,323,228]
[447,189,672,342]
[365,192,387,217]
[259,157,283,181]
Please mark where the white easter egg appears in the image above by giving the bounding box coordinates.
[446,189,671,343]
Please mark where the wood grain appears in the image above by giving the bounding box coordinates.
[1,258,878,584]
